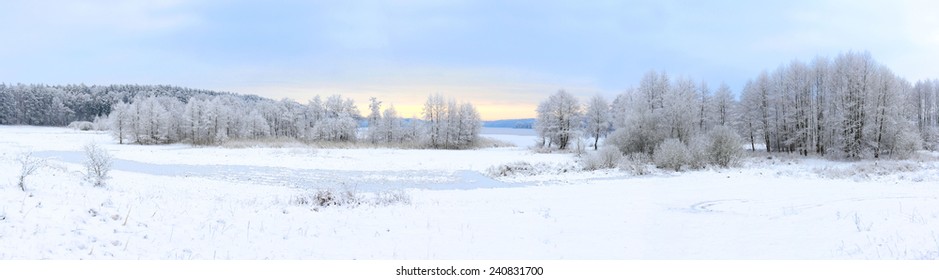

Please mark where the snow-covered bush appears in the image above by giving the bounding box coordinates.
[486,161,579,177]
[16,152,45,192]
[83,143,113,188]
[706,125,744,167]
[923,127,939,151]
[68,121,95,131]
[892,129,923,159]
[487,161,537,177]
[583,146,623,170]
[687,136,709,170]
[92,115,110,131]
[606,123,660,156]
[374,190,411,206]
[618,152,652,175]
[313,188,363,208]
[292,188,410,208]
[653,138,690,171]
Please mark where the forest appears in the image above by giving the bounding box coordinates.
[2,51,938,158]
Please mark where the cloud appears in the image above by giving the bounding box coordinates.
[3,0,938,119]
[0,0,199,36]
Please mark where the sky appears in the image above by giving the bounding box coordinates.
[1,0,937,120]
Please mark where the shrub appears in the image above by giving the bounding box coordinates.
[687,136,709,170]
[375,190,411,206]
[487,161,536,177]
[892,129,923,159]
[16,152,45,192]
[486,161,579,177]
[292,188,409,208]
[922,127,939,151]
[618,152,652,175]
[706,125,744,167]
[83,142,113,188]
[92,115,110,131]
[583,146,623,170]
[314,188,362,207]
[68,121,95,131]
[293,188,363,208]
[653,138,690,171]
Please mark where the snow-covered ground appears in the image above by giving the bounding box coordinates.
[1,125,938,259]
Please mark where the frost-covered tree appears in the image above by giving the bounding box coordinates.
[738,80,760,151]
[109,101,133,144]
[421,94,481,149]
[423,94,448,148]
[608,87,663,155]
[381,105,401,143]
[663,77,698,142]
[696,81,711,131]
[584,94,611,150]
[535,90,582,150]
[311,95,360,142]
[0,84,12,124]
[711,82,735,127]
[731,51,923,159]
[913,79,939,150]
[454,102,482,147]
[184,97,210,145]
[130,96,167,144]
[366,97,383,143]
[534,101,553,148]
[244,109,270,139]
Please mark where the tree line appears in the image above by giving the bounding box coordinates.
[0,84,240,126]
[107,93,481,148]
[536,51,939,160]
[0,83,483,149]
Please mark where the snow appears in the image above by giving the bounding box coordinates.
[2,125,939,259]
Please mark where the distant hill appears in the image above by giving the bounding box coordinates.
[482,118,534,129]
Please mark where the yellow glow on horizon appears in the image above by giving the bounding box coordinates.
[357,99,538,121]
[227,84,562,120]
[375,103,538,121]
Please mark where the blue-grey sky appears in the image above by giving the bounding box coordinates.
[2,0,937,119]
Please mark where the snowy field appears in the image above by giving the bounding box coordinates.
[1,125,939,259]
